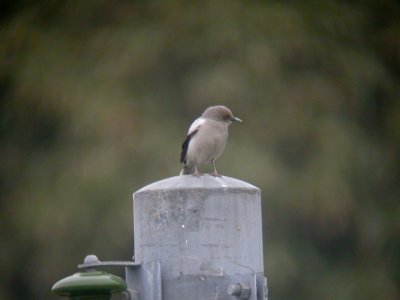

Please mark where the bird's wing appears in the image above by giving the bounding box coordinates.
[180,118,205,163]
[187,117,205,136]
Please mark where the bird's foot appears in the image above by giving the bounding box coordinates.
[210,171,222,177]
[192,171,203,177]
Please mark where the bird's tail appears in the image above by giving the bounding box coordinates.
[180,163,195,175]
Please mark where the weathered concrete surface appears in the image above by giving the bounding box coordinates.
[130,175,265,299]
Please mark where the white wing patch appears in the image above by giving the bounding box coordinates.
[188,117,205,136]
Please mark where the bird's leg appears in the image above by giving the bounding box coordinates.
[210,160,221,177]
[192,163,202,177]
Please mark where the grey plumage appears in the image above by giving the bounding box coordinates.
[180,105,242,176]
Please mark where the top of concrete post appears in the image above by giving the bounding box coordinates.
[135,175,260,194]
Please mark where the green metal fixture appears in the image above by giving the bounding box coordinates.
[51,256,127,299]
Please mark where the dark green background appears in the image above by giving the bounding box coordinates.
[1,1,399,299]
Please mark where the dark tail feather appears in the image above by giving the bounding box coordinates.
[180,136,190,163]
[180,131,198,175]
[181,131,197,163]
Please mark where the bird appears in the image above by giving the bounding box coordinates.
[180,105,242,176]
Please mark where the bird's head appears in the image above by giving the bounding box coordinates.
[202,105,242,125]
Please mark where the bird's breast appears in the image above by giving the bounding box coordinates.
[186,121,229,164]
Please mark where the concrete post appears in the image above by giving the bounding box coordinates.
[128,175,266,299]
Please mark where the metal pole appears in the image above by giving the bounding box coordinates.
[128,175,267,299]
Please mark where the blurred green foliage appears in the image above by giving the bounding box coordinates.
[1,0,399,299]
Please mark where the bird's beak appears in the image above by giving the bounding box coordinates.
[231,116,242,123]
